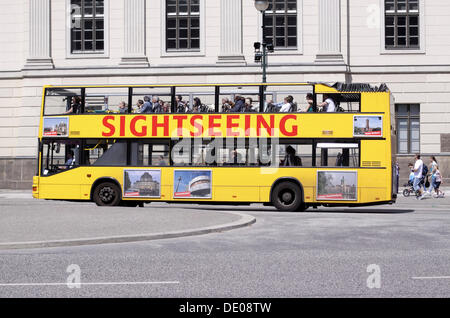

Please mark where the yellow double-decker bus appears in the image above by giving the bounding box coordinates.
[33,82,397,211]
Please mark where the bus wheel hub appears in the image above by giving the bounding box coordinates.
[281,191,293,204]
[100,187,114,202]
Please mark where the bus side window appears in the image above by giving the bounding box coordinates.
[316,143,359,167]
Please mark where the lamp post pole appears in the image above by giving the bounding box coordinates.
[255,0,270,83]
[261,11,267,83]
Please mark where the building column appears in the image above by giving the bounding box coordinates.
[217,0,245,63]
[24,0,54,70]
[120,0,149,67]
[315,0,344,62]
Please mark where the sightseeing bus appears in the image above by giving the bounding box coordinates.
[33,82,397,211]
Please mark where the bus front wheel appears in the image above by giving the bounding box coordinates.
[271,181,303,212]
[93,182,121,207]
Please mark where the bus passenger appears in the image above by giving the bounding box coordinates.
[176,95,188,113]
[118,101,128,113]
[192,97,203,112]
[281,146,302,166]
[221,98,233,113]
[151,96,161,112]
[136,100,144,113]
[318,94,336,112]
[305,93,315,112]
[140,96,153,113]
[158,155,168,166]
[230,96,244,112]
[65,96,81,114]
[162,102,170,113]
[244,98,256,112]
[279,96,295,112]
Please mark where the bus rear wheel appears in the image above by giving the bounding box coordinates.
[271,181,303,212]
[93,182,121,206]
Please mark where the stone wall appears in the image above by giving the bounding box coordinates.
[0,158,35,189]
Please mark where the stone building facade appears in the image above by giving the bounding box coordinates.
[0,0,449,188]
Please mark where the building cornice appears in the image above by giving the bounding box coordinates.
[2,64,450,80]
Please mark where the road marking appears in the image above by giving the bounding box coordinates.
[0,281,180,287]
[412,276,450,280]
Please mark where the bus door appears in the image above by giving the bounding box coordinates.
[39,139,83,199]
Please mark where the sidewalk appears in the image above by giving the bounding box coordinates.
[0,191,255,250]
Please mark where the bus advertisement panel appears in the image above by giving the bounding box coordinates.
[173,170,212,199]
[353,115,383,137]
[123,170,161,198]
[43,117,69,137]
[317,171,357,201]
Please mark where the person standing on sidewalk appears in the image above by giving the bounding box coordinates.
[395,161,400,194]
[412,154,424,199]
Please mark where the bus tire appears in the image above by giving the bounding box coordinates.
[93,182,121,207]
[271,181,303,212]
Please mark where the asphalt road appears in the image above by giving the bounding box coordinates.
[0,194,449,298]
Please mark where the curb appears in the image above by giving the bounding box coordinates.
[0,211,256,250]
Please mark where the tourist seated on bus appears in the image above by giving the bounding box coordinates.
[265,100,281,112]
[305,93,315,112]
[158,155,168,166]
[151,96,162,112]
[118,101,128,113]
[318,94,336,112]
[230,96,245,112]
[279,95,296,112]
[281,146,302,166]
[162,102,170,113]
[221,98,234,113]
[336,153,343,166]
[65,96,81,114]
[139,96,153,113]
[176,95,188,113]
[243,98,256,112]
[154,100,166,113]
[189,97,202,113]
[135,99,144,113]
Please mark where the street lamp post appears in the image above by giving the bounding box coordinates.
[254,0,273,83]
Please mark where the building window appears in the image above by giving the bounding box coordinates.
[263,0,297,49]
[166,0,200,51]
[70,0,105,53]
[396,104,420,154]
[385,0,419,49]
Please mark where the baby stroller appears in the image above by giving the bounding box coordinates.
[402,179,415,197]
[403,177,425,197]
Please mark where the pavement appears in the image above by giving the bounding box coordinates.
[0,190,449,297]
[0,190,255,250]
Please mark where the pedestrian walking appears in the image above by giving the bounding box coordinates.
[433,166,445,198]
[425,156,438,195]
[412,154,425,199]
